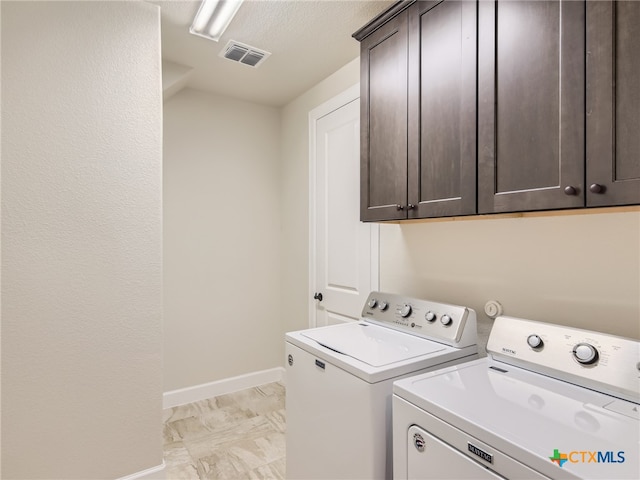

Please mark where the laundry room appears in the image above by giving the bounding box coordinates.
[2,1,639,479]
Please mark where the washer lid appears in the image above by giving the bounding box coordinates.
[301,322,445,367]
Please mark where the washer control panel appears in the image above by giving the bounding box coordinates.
[487,316,640,403]
[361,291,477,348]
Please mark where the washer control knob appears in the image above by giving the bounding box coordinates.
[378,301,388,311]
[400,304,412,318]
[527,334,543,349]
[425,311,437,322]
[368,298,377,309]
[573,343,599,365]
[440,314,452,326]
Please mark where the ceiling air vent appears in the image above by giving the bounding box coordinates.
[219,40,271,68]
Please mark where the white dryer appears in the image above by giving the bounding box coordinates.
[393,316,640,479]
[285,291,478,479]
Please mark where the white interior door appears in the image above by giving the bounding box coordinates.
[309,85,379,327]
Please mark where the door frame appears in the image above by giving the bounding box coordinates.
[308,84,380,328]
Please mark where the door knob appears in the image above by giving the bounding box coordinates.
[589,183,605,194]
[313,292,323,302]
[564,185,578,196]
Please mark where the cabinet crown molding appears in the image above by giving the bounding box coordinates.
[352,0,416,41]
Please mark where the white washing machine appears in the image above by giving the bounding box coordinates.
[285,291,478,480]
[393,316,640,479]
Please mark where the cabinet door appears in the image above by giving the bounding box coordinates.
[478,0,585,214]
[408,0,477,218]
[586,1,640,206]
[360,11,409,222]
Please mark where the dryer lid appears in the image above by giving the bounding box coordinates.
[301,322,445,367]
[393,359,640,479]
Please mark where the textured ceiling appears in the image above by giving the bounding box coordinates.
[152,0,394,106]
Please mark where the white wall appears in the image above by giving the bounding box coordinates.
[163,58,362,393]
[1,3,3,473]
[1,1,163,478]
[163,88,281,391]
[380,211,640,352]
[0,3,3,473]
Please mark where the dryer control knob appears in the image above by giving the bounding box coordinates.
[573,343,599,365]
[400,304,412,317]
[527,335,543,349]
[368,298,377,309]
[440,315,452,326]
[378,301,388,311]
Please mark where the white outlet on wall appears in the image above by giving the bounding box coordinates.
[484,300,504,319]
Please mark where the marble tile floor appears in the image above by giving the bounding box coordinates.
[163,382,286,479]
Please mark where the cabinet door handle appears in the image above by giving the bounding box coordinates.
[407,204,415,210]
[396,204,405,210]
[589,183,605,194]
[563,186,578,196]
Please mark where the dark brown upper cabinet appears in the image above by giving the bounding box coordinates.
[408,0,477,218]
[355,0,639,222]
[356,0,477,222]
[478,0,585,214]
[358,7,410,222]
[586,1,640,207]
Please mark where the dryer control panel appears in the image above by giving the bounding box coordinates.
[487,316,640,404]
[361,291,477,348]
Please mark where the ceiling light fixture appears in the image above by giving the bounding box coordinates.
[189,0,244,42]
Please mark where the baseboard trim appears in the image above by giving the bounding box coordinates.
[163,367,285,409]
[117,462,165,480]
